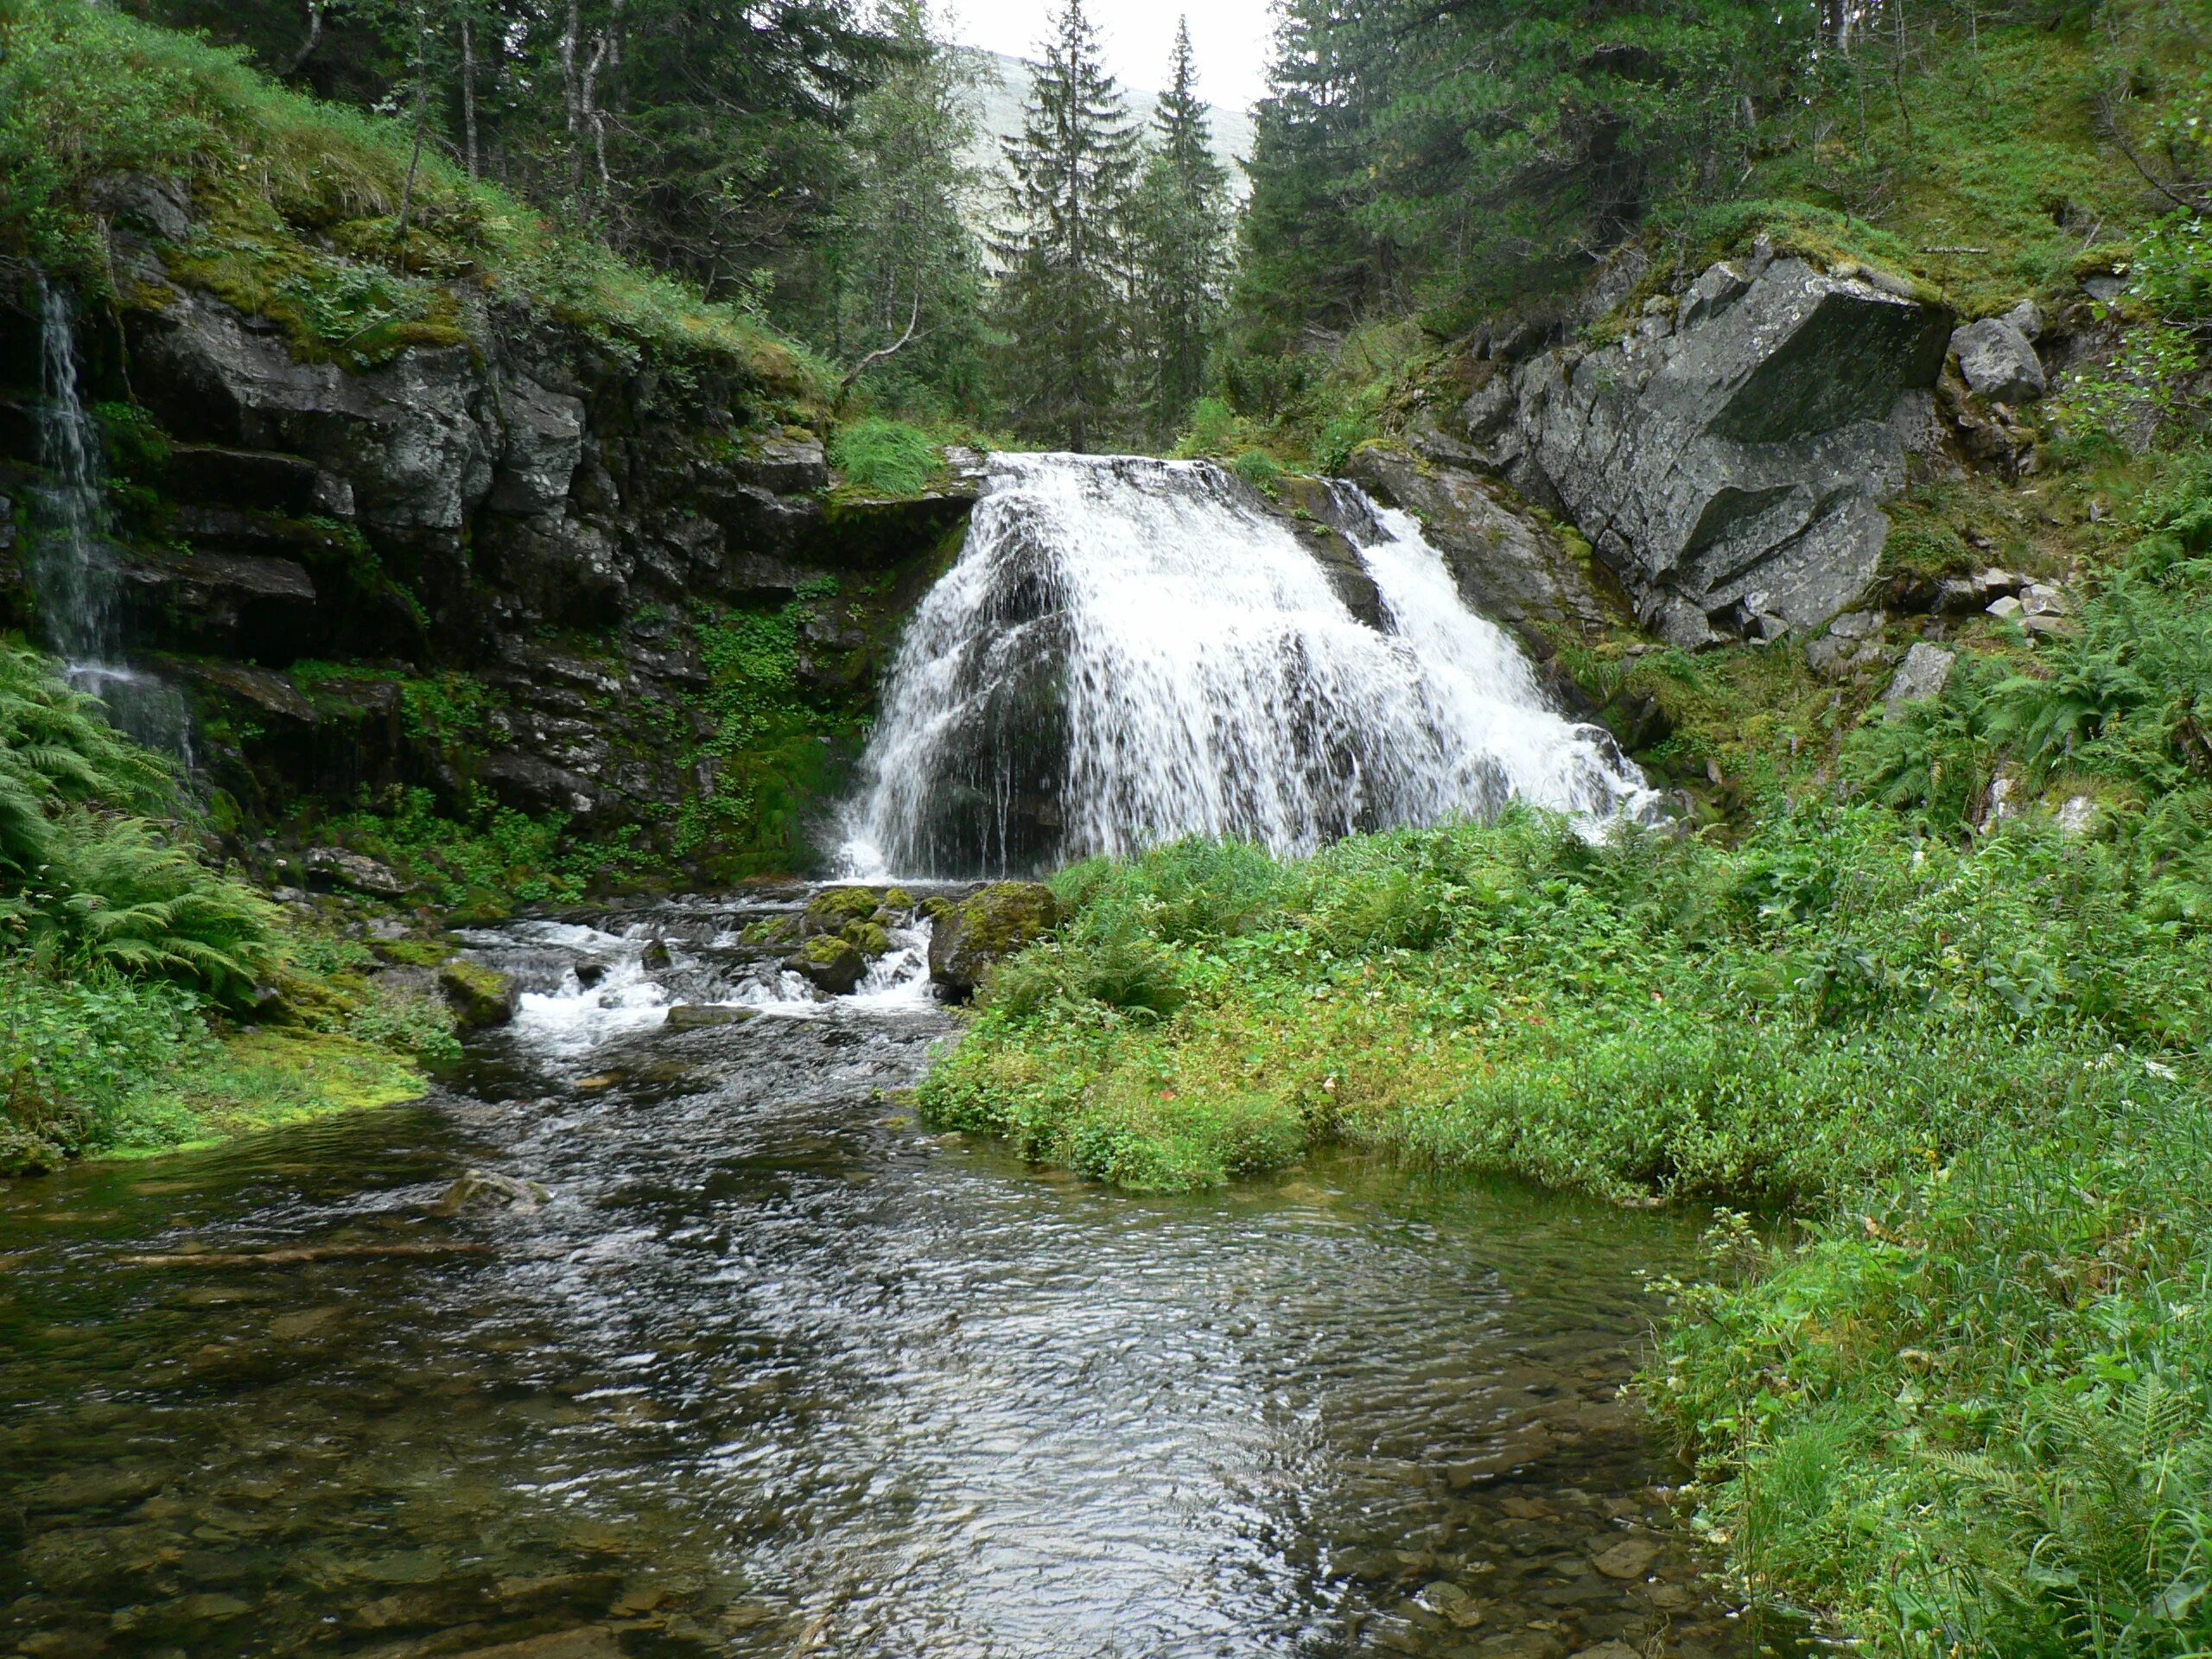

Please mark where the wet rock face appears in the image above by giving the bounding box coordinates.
[0,226,978,847]
[1343,446,1615,634]
[1466,252,1952,645]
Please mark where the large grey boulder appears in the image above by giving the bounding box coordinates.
[488,376,586,515]
[1476,255,1950,645]
[1951,315,2046,404]
[1883,641,1955,712]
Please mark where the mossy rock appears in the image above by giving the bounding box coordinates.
[918,894,957,923]
[841,920,893,957]
[928,882,1060,1000]
[788,933,866,995]
[372,937,453,969]
[883,887,916,913]
[437,959,518,1028]
[741,913,804,947]
[804,886,885,937]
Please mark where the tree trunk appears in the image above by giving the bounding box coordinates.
[395,4,430,253]
[461,13,480,179]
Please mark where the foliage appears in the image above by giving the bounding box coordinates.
[0,642,276,1006]
[1651,1081,2212,1659]
[1124,20,1236,442]
[830,416,939,496]
[920,803,2208,1196]
[327,785,648,918]
[823,0,988,416]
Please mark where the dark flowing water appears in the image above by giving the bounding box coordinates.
[1,899,1814,1659]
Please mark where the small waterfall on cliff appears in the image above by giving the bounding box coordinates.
[841,452,1655,878]
[28,276,193,760]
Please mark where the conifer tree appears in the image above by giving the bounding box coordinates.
[988,0,1140,451]
[1127,17,1234,438]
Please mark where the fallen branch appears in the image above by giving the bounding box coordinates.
[2096,93,2212,215]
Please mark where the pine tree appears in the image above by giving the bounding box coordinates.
[988,0,1140,451]
[1127,17,1234,438]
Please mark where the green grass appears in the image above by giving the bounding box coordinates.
[0,0,825,393]
[829,417,941,496]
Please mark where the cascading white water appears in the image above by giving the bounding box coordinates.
[29,275,194,761]
[841,452,1655,878]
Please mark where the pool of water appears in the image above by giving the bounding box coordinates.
[0,898,1814,1658]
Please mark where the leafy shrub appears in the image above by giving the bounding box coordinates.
[1230,448,1285,494]
[830,417,938,495]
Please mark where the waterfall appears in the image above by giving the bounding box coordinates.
[28,276,194,761]
[841,452,1656,878]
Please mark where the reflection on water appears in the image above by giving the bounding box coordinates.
[0,908,1814,1658]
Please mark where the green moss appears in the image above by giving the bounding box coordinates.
[840,920,893,957]
[99,1027,423,1159]
[953,882,1060,957]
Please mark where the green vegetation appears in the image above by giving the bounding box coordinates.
[0,644,425,1173]
[829,417,940,497]
[324,785,649,920]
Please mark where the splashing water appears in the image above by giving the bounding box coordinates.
[841,452,1654,877]
[28,275,194,761]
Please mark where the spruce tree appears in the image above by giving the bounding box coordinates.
[1127,17,1234,438]
[988,0,1140,451]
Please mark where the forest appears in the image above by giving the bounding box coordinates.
[3,0,2212,1653]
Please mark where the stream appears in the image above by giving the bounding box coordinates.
[0,890,1815,1659]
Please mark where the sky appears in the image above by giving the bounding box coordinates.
[944,0,1277,113]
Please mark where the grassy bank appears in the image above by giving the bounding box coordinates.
[0,0,819,393]
[0,642,428,1174]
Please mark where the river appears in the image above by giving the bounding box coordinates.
[0,891,1811,1658]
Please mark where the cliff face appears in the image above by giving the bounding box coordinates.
[0,188,976,880]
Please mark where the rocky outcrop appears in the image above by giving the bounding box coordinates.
[1452,247,1953,645]
[1951,302,2046,405]
[0,194,981,863]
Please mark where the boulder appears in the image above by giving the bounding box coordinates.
[478,750,606,821]
[303,847,408,896]
[438,959,519,1028]
[118,548,321,662]
[927,881,1059,999]
[1951,315,2047,404]
[788,933,866,995]
[1883,641,1955,712]
[664,1004,758,1031]
[1482,256,1950,644]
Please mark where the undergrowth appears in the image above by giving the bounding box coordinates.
[0,642,425,1173]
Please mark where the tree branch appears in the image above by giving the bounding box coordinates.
[836,291,926,406]
[2098,92,2212,215]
